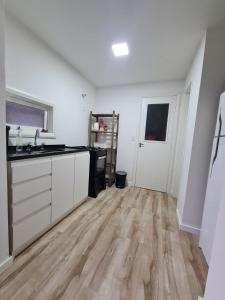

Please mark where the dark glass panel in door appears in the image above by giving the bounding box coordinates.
[145,103,169,141]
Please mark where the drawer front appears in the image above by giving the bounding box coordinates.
[11,158,51,184]
[13,190,51,223]
[13,206,51,252]
[12,175,52,204]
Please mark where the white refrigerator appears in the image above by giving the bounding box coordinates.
[200,92,225,265]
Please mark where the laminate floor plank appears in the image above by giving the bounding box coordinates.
[0,187,208,300]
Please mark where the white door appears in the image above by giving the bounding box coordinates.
[199,136,225,264]
[52,154,75,222]
[135,97,176,192]
[74,152,90,204]
[199,94,225,264]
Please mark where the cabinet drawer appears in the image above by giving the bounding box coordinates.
[13,190,51,223]
[13,206,51,252]
[11,158,51,184]
[12,175,51,204]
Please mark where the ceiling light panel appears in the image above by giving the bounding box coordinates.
[112,43,129,57]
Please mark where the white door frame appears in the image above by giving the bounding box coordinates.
[134,95,180,194]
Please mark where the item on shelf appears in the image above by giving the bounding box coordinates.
[16,126,23,153]
[6,126,10,150]
[94,142,107,148]
[93,122,99,131]
[99,119,104,131]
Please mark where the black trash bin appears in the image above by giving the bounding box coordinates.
[115,171,127,189]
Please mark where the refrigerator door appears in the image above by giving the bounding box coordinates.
[215,92,225,137]
[199,136,225,264]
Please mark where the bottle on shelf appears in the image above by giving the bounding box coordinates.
[16,126,23,153]
[99,119,104,131]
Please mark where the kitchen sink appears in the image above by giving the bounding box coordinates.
[28,148,65,154]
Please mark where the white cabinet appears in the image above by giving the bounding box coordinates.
[9,151,90,255]
[13,190,51,223]
[9,158,52,254]
[12,175,51,203]
[74,152,90,204]
[51,154,75,223]
[13,206,51,251]
[11,158,51,184]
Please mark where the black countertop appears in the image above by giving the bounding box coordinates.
[7,145,89,161]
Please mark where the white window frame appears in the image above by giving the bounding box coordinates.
[6,87,55,139]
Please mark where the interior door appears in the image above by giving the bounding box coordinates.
[135,97,176,192]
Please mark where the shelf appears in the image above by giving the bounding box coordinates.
[91,130,116,134]
[92,113,119,118]
[106,163,115,168]
[89,110,119,188]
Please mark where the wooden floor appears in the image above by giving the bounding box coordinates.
[0,187,208,300]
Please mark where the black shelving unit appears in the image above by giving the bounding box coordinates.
[89,111,119,187]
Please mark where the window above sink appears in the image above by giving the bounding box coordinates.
[6,87,55,139]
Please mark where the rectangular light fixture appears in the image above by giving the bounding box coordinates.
[112,43,129,57]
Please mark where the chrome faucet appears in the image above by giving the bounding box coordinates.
[34,129,40,146]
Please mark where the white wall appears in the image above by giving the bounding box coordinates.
[177,35,206,231]
[5,14,96,146]
[178,26,225,234]
[95,80,185,193]
[171,92,190,198]
[0,0,10,271]
[195,26,225,300]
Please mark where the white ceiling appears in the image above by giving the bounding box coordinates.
[6,0,225,87]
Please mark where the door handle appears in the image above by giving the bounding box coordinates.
[139,143,144,148]
[211,135,220,176]
[211,113,222,175]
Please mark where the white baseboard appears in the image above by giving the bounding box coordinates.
[128,181,134,187]
[180,223,200,235]
[198,297,204,300]
[176,208,200,235]
[0,256,13,273]
[176,208,181,225]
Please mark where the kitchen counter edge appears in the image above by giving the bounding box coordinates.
[7,148,89,161]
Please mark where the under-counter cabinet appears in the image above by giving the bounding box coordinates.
[51,154,75,222]
[8,151,90,255]
[9,158,52,255]
[74,152,90,204]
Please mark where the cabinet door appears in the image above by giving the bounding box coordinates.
[74,152,90,204]
[52,155,75,222]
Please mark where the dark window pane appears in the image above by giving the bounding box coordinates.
[145,104,169,141]
[6,101,45,128]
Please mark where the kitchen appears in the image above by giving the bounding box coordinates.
[1,1,225,300]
